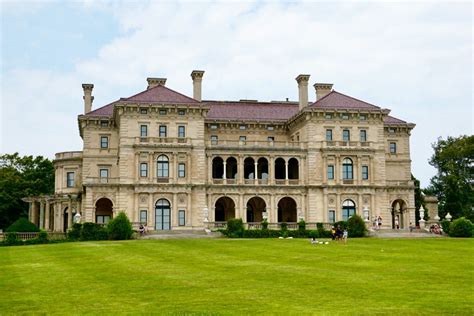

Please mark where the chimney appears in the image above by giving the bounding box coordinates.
[82,84,94,114]
[295,74,310,110]
[191,70,205,101]
[147,77,166,89]
[314,83,333,101]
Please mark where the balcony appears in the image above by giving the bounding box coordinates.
[211,178,300,185]
[386,180,415,187]
[134,137,191,147]
[84,177,119,185]
[206,140,305,150]
[323,141,372,149]
[55,151,82,160]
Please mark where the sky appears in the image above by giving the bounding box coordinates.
[0,0,472,188]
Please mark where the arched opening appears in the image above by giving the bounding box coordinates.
[288,158,299,179]
[342,158,353,180]
[214,197,236,222]
[257,158,268,180]
[63,207,69,232]
[212,157,224,179]
[157,155,169,178]
[246,197,266,223]
[342,199,356,221]
[275,158,286,179]
[277,197,297,223]
[96,198,113,224]
[244,157,255,179]
[391,199,407,229]
[226,157,238,179]
[155,199,171,230]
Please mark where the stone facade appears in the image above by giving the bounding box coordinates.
[26,71,416,232]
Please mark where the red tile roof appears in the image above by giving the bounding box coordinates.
[122,85,198,104]
[384,115,407,124]
[205,101,299,121]
[83,101,117,116]
[310,90,381,110]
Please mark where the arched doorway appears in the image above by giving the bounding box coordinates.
[156,199,171,230]
[391,199,407,229]
[96,198,113,224]
[215,197,235,222]
[342,199,356,221]
[277,197,297,222]
[247,197,266,223]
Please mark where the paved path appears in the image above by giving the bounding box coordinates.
[140,231,223,240]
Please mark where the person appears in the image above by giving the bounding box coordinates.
[409,222,414,232]
[343,228,348,244]
[331,226,336,240]
[377,216,382,230]
[395,216,399,229]
[139,224,145,236]
[311,237,317,244]
[336,225,343,241]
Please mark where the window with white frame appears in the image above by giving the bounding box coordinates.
[326,129,333,141]
[342,158,353,180]
[140,210,147,224]
[342,129,350,142]
[100,136,109,149]
[178,210,185,226]
[342,200,356,221]
[390,142,397,153]
[178,125,186,138]
[360,130,367,142]
[329,210,336,223]
[210,135,218,145]
[362,165,369,180]
[157,155,169,178]
[140,163,148,177]
[327,165,334,180]
[178,163,185,178]
[66,172,75,187]
[159,125,167,138]
[140,125,148,137]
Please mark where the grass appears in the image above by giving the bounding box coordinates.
[0,238,473,315]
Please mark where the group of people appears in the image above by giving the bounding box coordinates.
[139,224,148,236]
[372,216,383,230]
[330,225,348,243]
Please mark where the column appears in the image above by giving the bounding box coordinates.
[134,194,139,223]
[335,193,341,222]
[223,161,227,180]
[53,203,59,232]
[148,193,154,229]
[335,155,340,185]
[173,193,178,228]
[68,199,73,229]
[269,194,275,223]
[269,156,274,185]
[28,202,32,222]
[240,194,245,222]
[39,201,45,229]
[298,157,302,185]
[45,200,50,231]
[238,155,244,185]
[357,155,362,185]
[358,194,363,217]
[322,155,327,184]
[254,162,258,185]
[149,152,153,182]
[187,153,192,185]
[187,192,192,227]
[208,154,213,184]
[285,160,289,185]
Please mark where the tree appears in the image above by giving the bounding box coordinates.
[0,153,54,229]
[426,135,474,221]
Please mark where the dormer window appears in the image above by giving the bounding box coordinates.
[100,121,108,127]
[178,109,186,116]
[360,114,367,120]
[240,125,246,130]
[159,109,167,115]
[341,114,349,120]
[210,124,218,130]
[388,128,396,134]
[325,113,333,119]
[140,108,148,114]
[267,126,274,131]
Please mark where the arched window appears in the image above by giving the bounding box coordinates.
[342,158,353,180]
[212,157,224,179]
[157,155,169,178]
[155,199,171,230]
[342,199,356,221]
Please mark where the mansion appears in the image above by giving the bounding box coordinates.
[25,71,416,232]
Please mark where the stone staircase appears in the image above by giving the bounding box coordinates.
[140,229,223,240]
[369,228,446,238]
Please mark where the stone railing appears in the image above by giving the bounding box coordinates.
[206,140,306,150]
[386,180,415,187]
[323,141,372,148]
[55,151,83,160]
[0,232,67,241]
[84,177,120,185]
[135,137,190,146]
[211,178,299,185]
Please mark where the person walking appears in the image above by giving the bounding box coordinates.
[377,216,382,230]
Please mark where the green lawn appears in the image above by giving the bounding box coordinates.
[0,238,473,315]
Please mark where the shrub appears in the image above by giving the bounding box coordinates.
[308,230,319,239]
[334,221,348,230]
[440,220,451,235]
[261,219,269,230]
[226,218,244,238]
[280,222,288,231]
[4,233,21,245]
[347,214,367,237]
[37,230,49,243]
[298,219,306,231]
[67,223,82,241]
[6,218,39,233]
[107,212,133,240]
[81,222,108,241]
[448,217,473,238]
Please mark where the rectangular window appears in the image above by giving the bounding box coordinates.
[329,210,335,223]
[178,163,185,178]
[325,113,332,119]
[267,126,274,131]
[267,136,274,142]
[210,124,218,130]
[178,210,185,226]
[140,163,148,177]
[343,129,350,142]
[140,108,148,114]
[140,125,148,137]
[388,128,396,134]
[342,114,349,120]
[66,172,75,188]
[140,210,147,224]
[239,125,246,130]
[100,169,109,178]
[360,130,367,142]
[100,120,108,127]
[159,109,167,115]
[178,125,186,138]
[362,165,369,180]
[327,165,334,180]
[360,114,367,120]
[326,129,333,141]
[390,142,397,153]
[159,125,167,137]
[239,136,246,143]
[210,135,218,145]
[100,136,109,149]
[96,215,111,224]
[178,109,185,116]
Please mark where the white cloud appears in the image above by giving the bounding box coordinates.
[1,1,472,187]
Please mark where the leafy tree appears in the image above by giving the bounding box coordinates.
[347,214,367,237]
[6,218,39,232]
[426,135,474,221]
[0,153,54,229]
[107,212,133,240]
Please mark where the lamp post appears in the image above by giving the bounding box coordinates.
[74,212,82,224]
[445,212,452,221]
[419,205,426,229]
